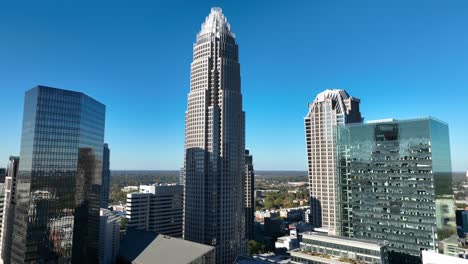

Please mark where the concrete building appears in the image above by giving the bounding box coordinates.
[99,209,120,264]
[0,156,19,264]
[304,89,362,235]
[291,232,388,264]
[101,143,111,208]
[245,149,255,241]
[126,184,183,237]
[336,117,455,256]
[183,7,247,263]
[10,86,105,264]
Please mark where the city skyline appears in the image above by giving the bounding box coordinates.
[1,1,468,172]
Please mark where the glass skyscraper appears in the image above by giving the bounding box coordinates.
[10,86,106,264]
[183,7,246,264]
[336,117,455,256]
[101,143,110,208]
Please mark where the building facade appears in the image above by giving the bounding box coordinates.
[126,184,183,238]
[10,86,106,264]
[304,89,362,234]
[101,143,110,208]
[99,209,120,264]
[336,117,455,256]
[183,7,246,264]
[245,149,255,241]
[0,156,19,264]
[290,232,388,264]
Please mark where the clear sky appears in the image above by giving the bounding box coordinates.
[1,0,467,171]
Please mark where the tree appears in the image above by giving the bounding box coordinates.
[120,217,127,231]
[248,240,265,255]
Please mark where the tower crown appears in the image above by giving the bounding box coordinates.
[198,7,235,38]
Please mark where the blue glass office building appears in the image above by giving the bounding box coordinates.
[336,117,455,256]
[10,86,105,264]
[101,143,110,208]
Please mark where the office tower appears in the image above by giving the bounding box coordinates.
[183,7,246,264]
[101,143,110,208]
[245,150,254,241]
[304,89,362,235]
[10,86,105,264]
[0,156,19,264]
[126,184,183,237]
[99,209,120,264]
[336,117,455,256]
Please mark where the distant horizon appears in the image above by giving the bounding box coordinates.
[108,169,468,173]
[1,1,468,171]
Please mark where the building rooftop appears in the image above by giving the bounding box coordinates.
[301,232,386,249]
[234,255,272,264]
[132,235,214,264]
[118,229,158,262]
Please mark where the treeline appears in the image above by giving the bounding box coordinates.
[108,170,179,205]
[257,188,309,210]
[110,170,179,187]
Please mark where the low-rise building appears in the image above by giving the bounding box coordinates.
[290,232,388,264]
[275,235,299,254]
[252,253,291,264]
[255,211,280,222]
[122,186,139,192]
[422,250,468,264]
[442,235,468,258]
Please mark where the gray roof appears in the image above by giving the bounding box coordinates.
[132,235,214,264]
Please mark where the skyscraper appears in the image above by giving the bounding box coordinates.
[183,7,246,264]
[10,86,105,264]
[304,89,362,235]
[0,156,19,264]
[101,143,110,208]
[336,117,455,256]
[245,149,254,241]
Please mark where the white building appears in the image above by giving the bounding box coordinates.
[304,89,362,235]
[275,235,299,252]
[291,232,387,264]
[422,250,468,264]
[126,184,183,237]
[0,156,19,264]
[99,209,120,264]
[122,186,139,192]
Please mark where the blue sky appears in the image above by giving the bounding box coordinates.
[1,0,467,171]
